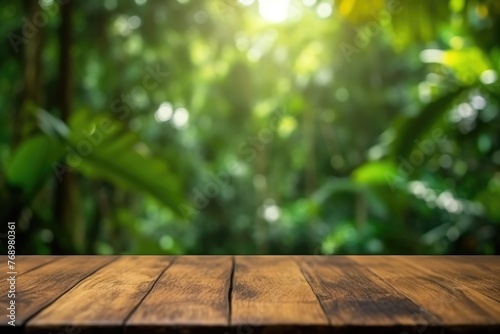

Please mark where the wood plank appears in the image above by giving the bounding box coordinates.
[0,255,498,333]
[0,256,60,281]
[353,256,500,329]
[27,256,173,334]
[296,256,439,332]
[0,256,115,328]
[231,256,328,329]
[398,256,500,303]
[125,256,232,333]
[444,256,500,276]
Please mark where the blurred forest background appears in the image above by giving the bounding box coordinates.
[1,0,499,255]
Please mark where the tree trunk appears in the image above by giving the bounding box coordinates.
[4,0,45,253]
[12,0,44,147]
[53,0,79,254]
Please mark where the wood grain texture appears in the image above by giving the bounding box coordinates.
[399,256,500,303]
[27,256,172,334]
[2,255,500,334]
[0,256,115,328]
[353,256,500,329]
[444,255,500,276]
[0,256,59,281]
[231,256,328,328]
[297,256,439,330]
[126,256,232,333]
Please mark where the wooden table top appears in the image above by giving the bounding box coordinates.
[1,256,499,333]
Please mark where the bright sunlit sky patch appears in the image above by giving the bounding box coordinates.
[253,0,333,23]
[239,0,255,5]
[257,0,291,23]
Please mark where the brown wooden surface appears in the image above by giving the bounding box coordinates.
[26,256,172,334]
[353,256,500,329]
[0,256,498,333]
[297,256,439,328]
[231,256,328,327]
[0,256,59,281]
[397,256,500,303]
[0,256,115,327]
[126,256,232,333]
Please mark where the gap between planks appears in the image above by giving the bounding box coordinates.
[19,256,119,327]
[26,256,174,334]
[120,256,178,331]
[0,256,61,281]
[294,256,331,325]
[228,256,236,326]
[125,256,233,332]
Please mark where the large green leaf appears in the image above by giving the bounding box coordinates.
[352,161,398,186]
[311,177,359,204]
[37,109,184,214]
[390,0,451,47]
[5,135,64,199]
[391,86,468,158]
[77,145,182,212]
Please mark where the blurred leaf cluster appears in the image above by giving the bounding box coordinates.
[0,0,499,255]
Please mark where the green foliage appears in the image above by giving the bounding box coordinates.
[391,87,468,159]
[1,0,499,255]
[5,135,63,200]
[38,109,183,213]
[352,161,398,186]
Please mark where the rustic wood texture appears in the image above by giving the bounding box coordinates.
[126,256,232,333]
[353,256,500,329]
[0,256,115,327]
[296,256,439,330]
[2,256,499,334]
[0,256,59,281]
[445,255,500,276]
[27,256,172,334]
[231,256,328,327]
[398,256,500,303]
